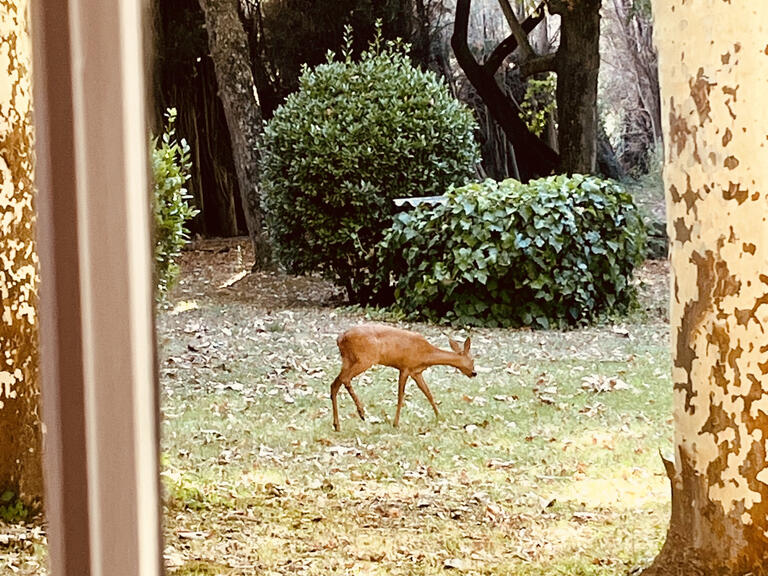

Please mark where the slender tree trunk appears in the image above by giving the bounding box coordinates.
[645,1,768,573]
[550,0,601,174]
[0,0,43,505]
[198,0,271,268]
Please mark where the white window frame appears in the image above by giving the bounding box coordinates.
[31,0,162,574]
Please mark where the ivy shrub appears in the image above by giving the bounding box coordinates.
[153,108,198,292]
[260,32,479,304]
[381,175,646,328]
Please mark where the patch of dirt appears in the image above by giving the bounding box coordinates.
[174,237,343,309]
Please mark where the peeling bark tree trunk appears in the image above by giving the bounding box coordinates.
[550,0,601,174]
[646,2,768,573]
[198,0,271,268]
[0,0,43,505]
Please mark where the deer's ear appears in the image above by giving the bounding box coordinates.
[449,338,462,353]
[463,337,471,354]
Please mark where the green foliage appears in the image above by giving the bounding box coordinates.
[260,30,480,304]
[0,491,31,523]
[520,74,557,137]
[381,175,646,328]
[153,108,198,292]
[630,0,653,18]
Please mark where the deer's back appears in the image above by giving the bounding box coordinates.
[338,324,433,369]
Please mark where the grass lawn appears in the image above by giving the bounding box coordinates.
[157,239,672,576]
[0,238,672,575]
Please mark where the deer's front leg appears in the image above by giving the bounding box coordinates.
[344,382,366,420]
[393,371,408,428]
[412,372,439,419]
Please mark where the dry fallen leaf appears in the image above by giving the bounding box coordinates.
[505,362,522,375]
[373,503,401,518]
[163,546,186,568]
[611,326,631,338]
[218,270,248,289]
[485,502,506,523]
[356,550,386,562]
[444,558,467,571]
[581,375,631,393]
[177,530,210,540]
[579,401,605,417]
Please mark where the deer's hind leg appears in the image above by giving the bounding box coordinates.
[331,375,344,431]
[393,371,409,428]
[344,380,366,421]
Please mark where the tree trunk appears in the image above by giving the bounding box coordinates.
[0,0,43,506]
[645,1,768,573]
[198,0,271,268]
[597,123,623,180]
[452,0,559,181]
[550,0,601,174]
[155,0,246,238]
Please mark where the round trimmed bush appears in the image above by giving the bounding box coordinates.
[380,175,646,328]
[260,37,479,304]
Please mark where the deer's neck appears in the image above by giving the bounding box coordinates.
[420,347,462,370]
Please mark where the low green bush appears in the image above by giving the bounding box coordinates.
[260,31,479,304]
[153,108,198,292]
[380,175,646,327]
[0,490,32,523]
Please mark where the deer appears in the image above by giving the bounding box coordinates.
[330,323,476,431]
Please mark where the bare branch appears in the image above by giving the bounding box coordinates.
[519,52,557,77]
[483,34,520,75]
[497,0,537,60]
[482,2,547,74]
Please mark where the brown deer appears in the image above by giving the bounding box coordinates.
[330,323,476,431]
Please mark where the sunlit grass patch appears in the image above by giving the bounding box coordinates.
[168,561,230,576]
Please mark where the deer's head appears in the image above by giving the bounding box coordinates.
[449,337,476,378]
